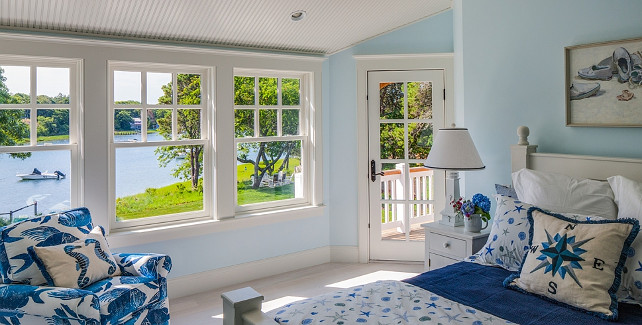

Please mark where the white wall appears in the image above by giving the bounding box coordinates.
[0,33,329,280]
[327,11,454,247]
[455,0,642,196]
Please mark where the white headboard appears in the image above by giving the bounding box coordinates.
[510,126,642,182]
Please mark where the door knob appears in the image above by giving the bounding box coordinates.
[370,160,384,182]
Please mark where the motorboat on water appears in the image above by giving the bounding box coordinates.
[17,168,66,180]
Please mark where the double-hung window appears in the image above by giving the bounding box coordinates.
[234,70,310,212]
[109,62,211,230]
[0,56,81,224]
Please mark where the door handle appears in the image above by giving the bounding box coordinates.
[370,160,384,182]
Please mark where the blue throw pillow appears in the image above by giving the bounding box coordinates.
[495,184,518,199]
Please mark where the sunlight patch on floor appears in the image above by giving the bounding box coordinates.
[325,270,419,289]
[262,296,308,312]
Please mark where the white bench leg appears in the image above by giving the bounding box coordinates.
[222,287,277,325]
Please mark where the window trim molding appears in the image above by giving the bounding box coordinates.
[355,53,454,263]
[107,60,214,231]
[0,55,84,212]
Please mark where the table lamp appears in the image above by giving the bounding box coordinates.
[424,128,485,227]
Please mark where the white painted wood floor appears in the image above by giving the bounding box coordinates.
[170,262,425,324]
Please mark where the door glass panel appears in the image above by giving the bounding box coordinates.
[408,122,433,159]
[380,123,404,159]
[379,82,404,119]
[380,163,405,200]
[380,203,406,241]
[409,163,432,201]
[408,81,432,119]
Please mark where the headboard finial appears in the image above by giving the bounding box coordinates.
[517,126,530,145]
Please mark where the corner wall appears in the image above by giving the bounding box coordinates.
[455,0,642,196]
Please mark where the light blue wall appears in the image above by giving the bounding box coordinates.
[455,0,642,197]
[327,11,454,246]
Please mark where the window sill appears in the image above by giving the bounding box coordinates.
[107,204,326,249]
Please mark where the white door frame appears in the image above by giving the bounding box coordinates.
[355,53,455,263]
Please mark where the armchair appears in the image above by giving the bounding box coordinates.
[0,208,172,324]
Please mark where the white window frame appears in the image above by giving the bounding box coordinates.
[108,61,213,231]
[233,69,312,213]
[0,55,83,210]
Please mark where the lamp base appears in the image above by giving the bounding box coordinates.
[439,210,464,227]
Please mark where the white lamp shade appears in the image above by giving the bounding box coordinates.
[424,128,485,170]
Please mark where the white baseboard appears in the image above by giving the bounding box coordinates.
[168,246,331,299]
[330,245,359,263]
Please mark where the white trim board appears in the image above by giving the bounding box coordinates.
[167,245,359,299]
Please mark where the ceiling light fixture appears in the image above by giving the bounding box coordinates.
[291,10,306,21]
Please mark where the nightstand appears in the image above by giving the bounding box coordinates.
[422,222,490,271]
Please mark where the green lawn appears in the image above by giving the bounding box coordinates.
[116,181,203,220]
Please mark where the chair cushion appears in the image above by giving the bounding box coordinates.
[29,226,121,288]
[85,276,165,323]
[0,208,93,285]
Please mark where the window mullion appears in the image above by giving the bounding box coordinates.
[30,65,37,146]
[141,72,148,142]
[172,73,178,141]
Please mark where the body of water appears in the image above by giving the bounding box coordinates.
[0,133,181,218]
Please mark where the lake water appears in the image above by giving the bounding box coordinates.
[0,133,182,218]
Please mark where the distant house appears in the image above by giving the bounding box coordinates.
[131,117,142,130]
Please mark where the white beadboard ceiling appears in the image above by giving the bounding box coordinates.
[0,0,451,55]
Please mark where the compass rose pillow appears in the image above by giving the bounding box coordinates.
[504,207,639,320]
[28,226,121,288]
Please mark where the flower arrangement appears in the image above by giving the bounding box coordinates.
[451,193,491,222]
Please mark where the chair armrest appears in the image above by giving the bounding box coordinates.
[0,284,100,322]
[113,253,172,279]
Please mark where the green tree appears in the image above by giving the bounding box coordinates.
[0,67,30,159]
[155,74,203,190]
[234,76,300,189]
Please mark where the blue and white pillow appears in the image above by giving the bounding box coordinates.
[29,226,121,288]
[495,184,518,199]
[0,207,93,285]
[466,195,602,271]
[504,207,639,320]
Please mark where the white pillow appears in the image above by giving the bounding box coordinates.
[608,175,642,305]
[512,168,617,219]
[29,226,121,288]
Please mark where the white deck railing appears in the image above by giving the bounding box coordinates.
[380,165,434,233]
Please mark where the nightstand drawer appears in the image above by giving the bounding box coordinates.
[429,253,458,270]
[429,233,466,258]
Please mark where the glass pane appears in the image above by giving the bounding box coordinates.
[0,66,30,104]
[408,123,433,159]
[177,74,201,105]
[259,109,277,137]
[380,123,404,159]
[115,145,204,221]
[282,109,299,135]
[258,77,277,106]
[234,76,255,105]
[379,82,404,119]
[408,81,432,119]
[178,109,201,139]
[114,109,141,142]
[147,109,172,140]
[235,109,254,138]
[147,72,172,105]
[237,140,302,205]
[380,163,404,200]
[0,109,30,146]
[282,78,300,106]
[114,71,141,104]
[37,67,70,104]
[409,163,432,201]
[37,109,69,145]
[0,150,71,225]
[380,203,406,241]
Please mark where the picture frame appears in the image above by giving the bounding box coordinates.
[565,37,642,127]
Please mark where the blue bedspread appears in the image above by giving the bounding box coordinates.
[404,262,642,324]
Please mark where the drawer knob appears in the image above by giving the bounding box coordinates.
[443,242,450,248]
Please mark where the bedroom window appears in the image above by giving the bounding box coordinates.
[234,71,309,212]
[0,57,81,224]
[109,62,211,230]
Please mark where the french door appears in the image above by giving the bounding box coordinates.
[368,70,445,261]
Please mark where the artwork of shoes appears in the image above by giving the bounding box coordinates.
[570,82,600,100]
[578,64,613,80]
[613,47,632,82]
[616,90,634,101]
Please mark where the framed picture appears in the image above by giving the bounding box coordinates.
[566,37,642,127]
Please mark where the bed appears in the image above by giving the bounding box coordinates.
[222,126,642,325]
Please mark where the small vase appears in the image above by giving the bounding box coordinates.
[464,214,488,233]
